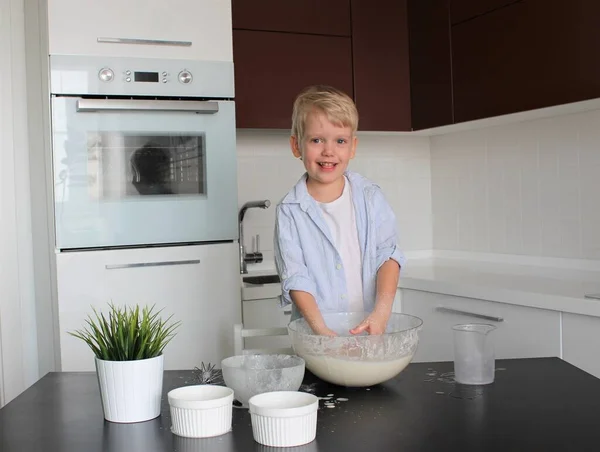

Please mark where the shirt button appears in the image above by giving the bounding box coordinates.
[336,263,342,270]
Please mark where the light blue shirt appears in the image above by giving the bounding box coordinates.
[274,171,406,321]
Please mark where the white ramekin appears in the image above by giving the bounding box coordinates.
[249,391,319,447]
[168,385,234,438]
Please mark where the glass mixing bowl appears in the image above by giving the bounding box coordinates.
[221,354,305,407]
[287,312,423,387]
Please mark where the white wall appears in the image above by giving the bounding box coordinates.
[236,129,432,257]
[0,0,57,406]
[430,108,600,259]
[1,0,40,406]
[24,0,60,378]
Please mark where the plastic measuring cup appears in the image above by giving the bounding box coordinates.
[452,323,497,385]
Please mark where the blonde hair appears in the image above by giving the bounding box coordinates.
[291,85,358,145]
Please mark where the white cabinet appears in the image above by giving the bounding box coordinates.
[47,0,233,61]
[242,297,292,351]
[562,313,600,379]
[56,243,241,371]
[400,289,561,363]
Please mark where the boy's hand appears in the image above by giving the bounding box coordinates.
[350,311,390,336]
[290,290,338,337]
[353,260,399,335]
[311,325,338,337]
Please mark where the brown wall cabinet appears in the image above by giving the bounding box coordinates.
[407,0,453,130]
[232,0,413,131]
[452,1,533,123]
[233,0,600,131]
[231,0,351,36]
[450,0,521,25]
[351,0,412,132]
[452,0,600,124]
[232,30,353,129]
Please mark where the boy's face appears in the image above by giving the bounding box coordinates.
[290,110,357,190]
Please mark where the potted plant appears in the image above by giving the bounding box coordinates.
[70,303,180,423]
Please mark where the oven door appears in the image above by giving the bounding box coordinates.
[51,97,238,250]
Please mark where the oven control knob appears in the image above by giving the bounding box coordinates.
[178,70,193,84]
[98,68,114,82]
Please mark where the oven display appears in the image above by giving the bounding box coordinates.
[134,71,159,83]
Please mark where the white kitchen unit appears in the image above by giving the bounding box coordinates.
[562,313,600,379]
[57,242,241,371]
[400,289,561,363]
[47,0,233,61]
[242,296,292,351]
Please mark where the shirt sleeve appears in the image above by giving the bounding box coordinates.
[274,205,318,307]
[372,188,407,271]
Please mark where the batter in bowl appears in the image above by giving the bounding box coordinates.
[301,353,414,387]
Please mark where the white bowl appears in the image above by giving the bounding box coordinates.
[168,385,234,438]
[248,391,318,447]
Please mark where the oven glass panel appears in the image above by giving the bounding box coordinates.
[51,96,237,249]
[87,133,206,199]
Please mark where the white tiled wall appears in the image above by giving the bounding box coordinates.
[236,129,432,254]
[431,109,600,259]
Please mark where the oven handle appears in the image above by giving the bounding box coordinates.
[76,99,219,114]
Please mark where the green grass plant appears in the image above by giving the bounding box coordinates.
[69,303,180,361]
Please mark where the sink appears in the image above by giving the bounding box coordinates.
[243,274,281,285]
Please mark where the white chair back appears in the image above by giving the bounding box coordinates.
[233,324,294,355]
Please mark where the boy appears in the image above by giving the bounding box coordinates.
[274,85,406,336]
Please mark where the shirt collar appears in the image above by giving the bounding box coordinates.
[281,170,366,210]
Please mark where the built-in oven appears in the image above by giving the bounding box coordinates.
[49,55,237,250]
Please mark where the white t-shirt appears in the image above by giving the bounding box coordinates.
[317,177,364,312]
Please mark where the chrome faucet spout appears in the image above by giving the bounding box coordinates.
[238,199,271,274]
[239,200,271,223]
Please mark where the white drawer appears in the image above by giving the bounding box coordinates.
[57,244,241,371]
[242,297,292,350]
[401,289,561,363]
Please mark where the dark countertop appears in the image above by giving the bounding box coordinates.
[1,357,598,451]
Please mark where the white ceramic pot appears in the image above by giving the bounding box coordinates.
[95,355,164,423]
[168,385,234,438]
[249,391,319,447]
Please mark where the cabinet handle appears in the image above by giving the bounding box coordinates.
[283,310,291,316]
[97,37,192,47]
[106,259,200,270]
[436,306,504,323]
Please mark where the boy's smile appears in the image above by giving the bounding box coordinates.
[317,162,336,171]
[290,110,357,202]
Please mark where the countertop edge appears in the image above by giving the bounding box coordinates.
[240,257,600,318]
[399,277,600,318]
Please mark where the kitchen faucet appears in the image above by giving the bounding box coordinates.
[238,200,271,274]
